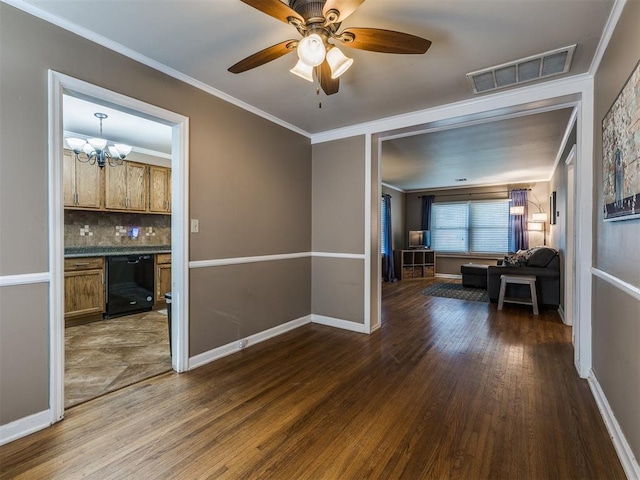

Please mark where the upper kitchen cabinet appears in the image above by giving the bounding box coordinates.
[148,166,171,214]
[63,149,102,209]
[62,152,170,213]
[105,161,148,211]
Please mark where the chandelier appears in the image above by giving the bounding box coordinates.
[65,113,132,169]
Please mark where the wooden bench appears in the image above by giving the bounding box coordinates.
[497,274,539,315]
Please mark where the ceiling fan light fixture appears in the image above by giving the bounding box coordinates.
[297,33,326,67]
[290,59,314,82]
[326,46,353,79]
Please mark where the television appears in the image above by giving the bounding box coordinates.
[408,230,431,249]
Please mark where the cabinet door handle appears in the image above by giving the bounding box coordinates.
[75,262,89,266]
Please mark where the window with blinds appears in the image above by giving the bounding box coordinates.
[432,200,509,254]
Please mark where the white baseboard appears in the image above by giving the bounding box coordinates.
[435,273,462,279]
[557,305,566,323]
[370,322,381,333]
[311,314,370,333]
[588,370,640,480]
[188,315,312,370]
[0,410,51,446]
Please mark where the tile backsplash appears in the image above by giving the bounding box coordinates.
[65,210,170,247]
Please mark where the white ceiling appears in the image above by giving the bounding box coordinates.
[21,0,614,189]
[63,95,173,155]
[382,108,574,191]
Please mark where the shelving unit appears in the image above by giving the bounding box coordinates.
[394,250,436,280]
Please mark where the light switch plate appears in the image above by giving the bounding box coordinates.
[190,219,199,233]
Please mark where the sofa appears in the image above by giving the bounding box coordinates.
[487,247,560,307]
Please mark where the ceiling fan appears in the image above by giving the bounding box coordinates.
[228,0,432,95]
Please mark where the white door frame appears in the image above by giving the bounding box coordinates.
[48,71,190,423]
[564,144,577,328]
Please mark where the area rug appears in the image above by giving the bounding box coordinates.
[421,282,489,303]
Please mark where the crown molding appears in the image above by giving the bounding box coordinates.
[62,130,171,159]
[381,182,406,193]
[2,0,311,139]
[589,0,628,76]
[310,73,592,144]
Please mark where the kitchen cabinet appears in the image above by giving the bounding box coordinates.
[63,149,102,209]
[105,160,148,211]
[155,253,172,303]
[149,166,171,213]
[64,256,105,320]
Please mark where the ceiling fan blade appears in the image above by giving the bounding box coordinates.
[316,61,340,96]
[228,40,297,74]
[239,0,304,25]
[323,0,366,23]
[340,28,431,54]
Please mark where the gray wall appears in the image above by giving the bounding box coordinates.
[592,0,640,464]
[0,4,311,425]
[312,137,366,324]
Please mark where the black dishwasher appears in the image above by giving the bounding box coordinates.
[106,255,154,318]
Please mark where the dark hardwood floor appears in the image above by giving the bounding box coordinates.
[0,278,624,479]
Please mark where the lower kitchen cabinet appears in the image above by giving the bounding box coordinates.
[156,253,172,303]
[64,257,105,320]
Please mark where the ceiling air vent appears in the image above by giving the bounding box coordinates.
[467,44,576,94]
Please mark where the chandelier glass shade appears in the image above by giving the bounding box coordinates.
[65,113,132,169]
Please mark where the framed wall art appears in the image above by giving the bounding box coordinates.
[602,59,640,222]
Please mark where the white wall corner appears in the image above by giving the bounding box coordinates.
[588,371,640,480]
[188,315,312,370]
[0,410,51,446]
[311,314,371,334]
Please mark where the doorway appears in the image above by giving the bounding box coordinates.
[62,94,175,407]
[48,71,190,423]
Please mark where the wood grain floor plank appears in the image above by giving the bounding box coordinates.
[0,278,626,479]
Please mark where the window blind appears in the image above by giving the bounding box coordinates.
[432,203,468,252]
[432,200,509,254]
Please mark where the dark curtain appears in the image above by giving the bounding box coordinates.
[509,189,529,252]
[420,195,434,231]
[382,194,397,282]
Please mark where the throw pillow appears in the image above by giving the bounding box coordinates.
[528,247,558,267]
[504,249,531,266]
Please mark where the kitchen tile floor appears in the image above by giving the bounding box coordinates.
[65,310,172,408]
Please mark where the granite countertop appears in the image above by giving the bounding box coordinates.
[64,245,172,258]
